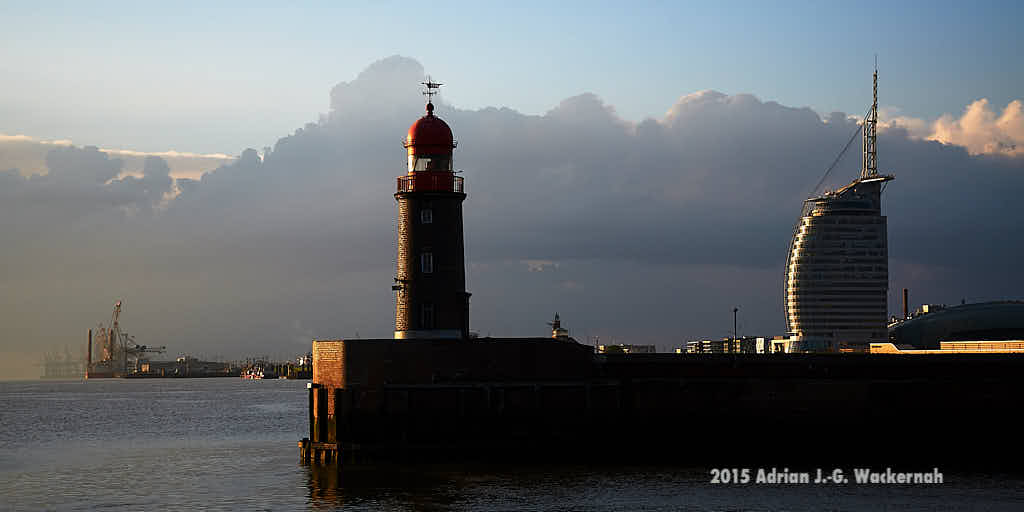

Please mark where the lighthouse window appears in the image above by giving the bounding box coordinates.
[420,209,433,224]
[421,303,435,329]
[414,157,432,171]
[411,156,451,172]
[421,252,434,274]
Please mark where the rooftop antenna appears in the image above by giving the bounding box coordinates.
[422,76,443,106]
[862,57,878,178]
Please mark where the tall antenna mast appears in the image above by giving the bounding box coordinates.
[862,58,878,178]
[421,75,443,106]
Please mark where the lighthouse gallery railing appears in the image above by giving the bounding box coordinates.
[397,174,464,193]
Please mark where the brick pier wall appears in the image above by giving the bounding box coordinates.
[307,339,1024,466]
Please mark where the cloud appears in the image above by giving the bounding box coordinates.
[880,99,1024,156]
[328,55,427,123]
[929,99,1024,156]
[0,145,178,235]
[2,55,1022,379]
[522,260,560,272]
[878,107,931,139]
[0,134,75,176]
[108,156,176,213]
[0,134,234,180]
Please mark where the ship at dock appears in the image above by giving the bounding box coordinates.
[240,356,313,379]
[241,362,278,380]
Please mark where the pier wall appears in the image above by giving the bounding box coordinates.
[303,340,1024,466]
[312,338,592,417]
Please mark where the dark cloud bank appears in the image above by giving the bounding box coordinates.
[3,56,1022,377]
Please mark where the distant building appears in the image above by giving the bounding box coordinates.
[770,337,796,353]
[784,69,894,351]
[871,340,1024,354]
[679,337,774,354]
[679,337,729,354]
[888,301,1024,349]
[598,344,656,354]
[40,347,85,379]
[548,313,570,340]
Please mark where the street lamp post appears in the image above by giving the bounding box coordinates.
[733,307,739,353]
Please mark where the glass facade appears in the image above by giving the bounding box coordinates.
[785,177,893,346]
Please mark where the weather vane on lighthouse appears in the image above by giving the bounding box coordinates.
[422,76,442,105]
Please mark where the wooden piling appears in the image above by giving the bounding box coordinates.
[307,383,317,442]
[316,387,327,443]
[298,438,310,463]
[333,387,342,444]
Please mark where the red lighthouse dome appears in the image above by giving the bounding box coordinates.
[406,103,454,154]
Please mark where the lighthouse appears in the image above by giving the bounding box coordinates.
[393,79,470,339]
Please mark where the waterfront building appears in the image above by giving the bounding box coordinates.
[597,344,657,354]
[870,340,1024,354]
[549,313,570,340]
[784,69,894,351]
[770,337,796,353]
[682,339,730,354]
[888,301,1024,348]
[680,337,773,354]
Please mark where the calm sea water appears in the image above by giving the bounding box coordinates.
[2,378,1024,511]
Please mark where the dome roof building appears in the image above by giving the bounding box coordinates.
[889,301,1024,349]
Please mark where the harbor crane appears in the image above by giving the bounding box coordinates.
[91,300,165,374]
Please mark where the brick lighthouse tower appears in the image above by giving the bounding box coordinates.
[393,79,470,339]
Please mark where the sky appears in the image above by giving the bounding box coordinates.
[2,1,1022,154]
[1,2,1022,379]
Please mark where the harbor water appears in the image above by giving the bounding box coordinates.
[2,379,1024,511]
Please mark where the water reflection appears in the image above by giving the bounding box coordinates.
[305,462,459,511]
[303,461,1024,512]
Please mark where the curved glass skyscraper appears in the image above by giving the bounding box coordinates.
[784,70,894,351]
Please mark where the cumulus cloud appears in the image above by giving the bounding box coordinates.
[0,145,179,235]
[0,134,74,176]
[2,55,1023,379]
[328,55,428,123]
[878,107,931,139]
[880,99,1024,156]
[0,134,234,180]
[929,99,1024,155]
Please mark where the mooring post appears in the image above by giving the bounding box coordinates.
[348,385,359,445]
[308,383,319,442]
[299,438,310,463]
[316,386,328,443]
[333,387,343,444]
